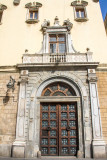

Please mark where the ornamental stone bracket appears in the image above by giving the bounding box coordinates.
[88,69,106,158]
[71,0,88,7]
[92,0,99,3]
[13,0,20,5]
[41,16,73,33]
[25,2,42,9]
[0,4,7,11]
[12,70,29,158]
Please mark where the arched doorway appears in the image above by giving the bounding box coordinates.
[40,82,79,156]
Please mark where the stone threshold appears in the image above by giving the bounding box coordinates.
[0,157,107,160]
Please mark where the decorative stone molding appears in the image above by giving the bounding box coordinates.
[41,19,50,28]
[92,0,99,2]
[0,4,7,11]
[41,17,73,32]
[25,2,42,24]
[54,16,60,26]
[88,70,106,158]
[41,17,75,53]
[0,4,7,24]
[88,76,98,82]
[12,71,29,158]
[25,2,42,9]
[71,0,88,7]
[22,52,94,64]
[13,0,20,5]
[63,19,73,31]
[71,0,88,22]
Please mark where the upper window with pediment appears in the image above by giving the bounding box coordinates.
[25,2,42,24]
[41,17,76,55]
[71,0,88,22]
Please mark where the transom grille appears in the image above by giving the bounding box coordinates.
[42,82,76,97]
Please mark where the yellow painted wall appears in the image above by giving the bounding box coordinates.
[0,0,107,66]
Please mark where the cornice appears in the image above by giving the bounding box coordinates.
[17,62,99,69]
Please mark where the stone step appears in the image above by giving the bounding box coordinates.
[0,157,107,160]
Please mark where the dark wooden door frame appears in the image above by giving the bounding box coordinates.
[40,102,78,156]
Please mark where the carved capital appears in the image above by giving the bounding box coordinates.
[88,76,98,82]
[18,76,28,84]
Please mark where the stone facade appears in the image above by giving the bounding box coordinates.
[96,70,107,143]
[0,72,19,157]
[0,0,107,159]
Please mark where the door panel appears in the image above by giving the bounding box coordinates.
[40,103,78,156]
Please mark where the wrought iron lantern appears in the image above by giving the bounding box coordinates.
[7,76,16,92]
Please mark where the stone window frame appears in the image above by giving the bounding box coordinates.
[25,2,42,24]
[71,0,88,22]
[0,4,7,25]
[13,0,20,5]
[44,28,71,54]
[41,18,74,54]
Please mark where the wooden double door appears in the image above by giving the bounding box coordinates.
[40,103,78,156]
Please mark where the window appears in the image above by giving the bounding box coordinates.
[41,17,75,55]
[29,10,38,20]
[49,34,66,54]
[71,1,88,22]
[25,2,42,24]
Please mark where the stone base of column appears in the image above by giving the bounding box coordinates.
[12,140,26,158]
[0,144,12,157]
[92,139,106,158]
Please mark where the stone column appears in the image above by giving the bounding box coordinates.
[12,70,28,158]
[88,69,106,158]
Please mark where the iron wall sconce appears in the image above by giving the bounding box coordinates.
[6,76,16,94]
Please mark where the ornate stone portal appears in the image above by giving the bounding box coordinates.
[12,19,106,158]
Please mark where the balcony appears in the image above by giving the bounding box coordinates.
[22,52,93,64]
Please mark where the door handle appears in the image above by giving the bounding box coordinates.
[66,125,71,131]
[47,126,52,131]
